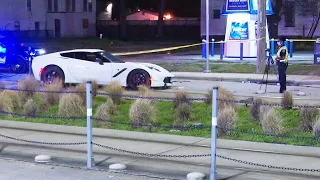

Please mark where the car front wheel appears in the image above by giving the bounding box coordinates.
[127,69,151,90]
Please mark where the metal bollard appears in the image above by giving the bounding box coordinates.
[86,81,93,169]
[240,42,243,60]
[270,39,275,56]
[290,40,293,58]
[220,41,224,60]
[211,39,215,57]
[210,87,218,180]
[202,39,206,58]
[285,39,289,49]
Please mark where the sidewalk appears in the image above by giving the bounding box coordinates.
[172,72,320,85]
[1,120,320,179]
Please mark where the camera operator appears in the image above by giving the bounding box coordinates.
[276,37,289,93]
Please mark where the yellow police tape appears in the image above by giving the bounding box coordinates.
[112,38,319,56]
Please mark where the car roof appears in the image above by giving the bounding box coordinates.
[58,49,105,54]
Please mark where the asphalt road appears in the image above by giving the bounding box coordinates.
[0,157,154,180]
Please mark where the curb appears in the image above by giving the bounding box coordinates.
[1,120,320,158]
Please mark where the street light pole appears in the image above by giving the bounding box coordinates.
[256,0,266,73]
[204,0,211,73]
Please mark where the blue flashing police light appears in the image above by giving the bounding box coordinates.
[0,46,6,53]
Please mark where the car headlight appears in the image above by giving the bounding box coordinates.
[38,49,46,55]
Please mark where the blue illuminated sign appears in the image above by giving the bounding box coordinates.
[229,22,249,40]
[222,0,274,15]
[226,0,249,11]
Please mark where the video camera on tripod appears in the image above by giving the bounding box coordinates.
[258,48,278,93]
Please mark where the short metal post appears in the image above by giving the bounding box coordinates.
[28,47,32,75]
[290,39,293,58]
[86,81,93,169]
[210,87,218,180]
[211,39,215,57]
[270,39,275,56]
[240,42,243,60]
[220,41,224,60]
[202,39,206,58]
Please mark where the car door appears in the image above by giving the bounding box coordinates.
[68,52,96,82]
[86,52,113,84]
[68,52,112,84]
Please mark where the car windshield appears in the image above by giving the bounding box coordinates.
[95,51,125,63]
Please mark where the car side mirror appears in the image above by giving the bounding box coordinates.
[95,58,103,65]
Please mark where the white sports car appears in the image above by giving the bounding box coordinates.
[31,49,174,89]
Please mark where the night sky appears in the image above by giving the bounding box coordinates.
[124,0,200,17]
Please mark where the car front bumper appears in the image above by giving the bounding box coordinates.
[150,76,173,87]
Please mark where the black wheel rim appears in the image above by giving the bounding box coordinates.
[11,63,24,73]
[45,70,60,84]
[131,73,148,87]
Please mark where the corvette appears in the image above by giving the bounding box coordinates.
[31,49,174,89]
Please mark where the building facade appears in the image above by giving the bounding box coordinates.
[201,0,320,38]
[0,0,97,38]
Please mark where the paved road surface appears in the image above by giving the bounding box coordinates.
[0,158,154,180]
[1,121,320,180]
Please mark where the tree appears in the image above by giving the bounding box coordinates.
[119,0,127,40]
[295,0,320,38]
[267,0,284,38]
[156,0,165,38]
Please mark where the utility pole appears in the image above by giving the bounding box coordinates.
[204,0,211,73]
[256,0,266,73]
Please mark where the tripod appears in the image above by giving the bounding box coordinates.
[259,49,278,93]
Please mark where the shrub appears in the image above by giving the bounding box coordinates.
[173,89,191,109]
[138,85,150,97]
[23,99,37,117]
[0,90,21,113]
[73,80,99,103]
[299,107,319,132]
[204,87,236,110]
[281,91,293,110]
[103,81,124,105]
[174,103,192,126]
[38,96,50,113]
[17,75,39,103]
[218,106,237,135]
[42,79,63,105]
[260,107,283,134]
[129,99,157,127]
[95,98,117,120]
[313,118,320,140]
[249,97,265,122]
[58,93,85,117]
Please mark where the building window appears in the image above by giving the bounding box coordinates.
[27,0,31,11]
[83,0,88,12]
[88,0,92,12]
[35,22,40,31]
[284,2,295,27]
[83,19,89,29]
[212,10,220,19]
[48,0,52,12]
[54,0,58,12]
[66,0,70,12]
[72,0,76,12]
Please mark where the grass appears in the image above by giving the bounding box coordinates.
[1,95,320,147]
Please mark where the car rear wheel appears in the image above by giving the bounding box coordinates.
[127,69,150,90]
[42,66,65,85]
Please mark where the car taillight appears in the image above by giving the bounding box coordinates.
[40,68,44,74]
